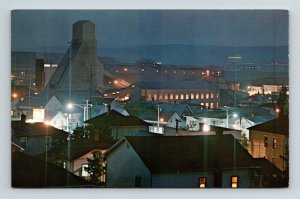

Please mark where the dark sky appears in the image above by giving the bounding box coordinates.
[11,10,288,52]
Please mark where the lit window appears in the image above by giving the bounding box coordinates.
[170,94,173,100]
[199,177,207,188]
[205,103,209,108]
[201,93,204,99]
[153,94,157,100]
[164,94,168,100]
[231,176,239,188]
[264,136,268,147]
[175,94,179,100]
[180,94,184,100]
[81,164,90,177]
[196,94,199,99]
[216,93,219,98]
[191,93,194,99]
[206,93,210,99]
[273,138,277,149]
[211,93,214,98]
[148,94,152,101]
[185,94,189,99]
[210,103,214,108]
[159,94,163,100]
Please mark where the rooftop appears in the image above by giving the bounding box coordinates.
[106,135,262,173]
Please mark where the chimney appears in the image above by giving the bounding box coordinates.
[175,119,179,134]
[20,114,27,127]
[35,59,45,92]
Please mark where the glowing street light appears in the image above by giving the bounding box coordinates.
[12,93,18,98]
[67,100,93,121]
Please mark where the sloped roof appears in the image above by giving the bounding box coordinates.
[116,135,261,173]
[85,110,149,127]
[194,110,227,119]
[12,151,92,188]
[11,121,68,137]
[248,116,289,136]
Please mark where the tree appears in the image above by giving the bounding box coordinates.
[84,151,105,185]
[240,133,249,149]
[277,86,289,116]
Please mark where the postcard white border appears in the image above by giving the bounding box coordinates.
[0,0,299,199]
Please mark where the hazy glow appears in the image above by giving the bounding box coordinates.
[203,124,210,132]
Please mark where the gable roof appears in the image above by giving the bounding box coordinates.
[85,110,149,127]
[11,121,68,137]
[248,116,289,136]
[12,151,92,188]
[106,135,261,173]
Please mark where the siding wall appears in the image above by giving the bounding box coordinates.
[106,141,151,188]
[249,130,286,171]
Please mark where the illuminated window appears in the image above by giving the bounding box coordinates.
[185,94,189,99]
[191,93,194,99]
[180,94,184,100]
[45,136,52,147]
[153,94,157,101]
[273,138,277,149]
[175,94,179,100]
[164,94,168,100]
[159,94,163,100]
[135,176,141,188]
[210,103,214,108]
[170,94,174,100]
[199,177,207,188]
[231,176,239,188]
[206,93,210,99]
[195,94,199,99]
[81,164,89,177]
[201,93,204,99]
[20,137,27,149]
[216,93,219,98]
[148,94,152,101]
[205,103,209,108]
[211,93,214,98]
[264,136,268,147]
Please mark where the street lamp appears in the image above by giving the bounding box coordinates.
[67,100,93,121]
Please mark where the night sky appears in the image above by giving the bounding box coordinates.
[11,10,288,52]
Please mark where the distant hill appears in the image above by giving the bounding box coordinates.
[98,45,288,66]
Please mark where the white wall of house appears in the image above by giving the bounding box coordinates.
[185,116,199,131]
[166,112,184,129]
[50,111,68,131]
[106,141,151,188]
[44,96,63,112]
[198,117,227,128]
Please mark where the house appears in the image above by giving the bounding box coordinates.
[11,142,24,152]
[66,148,107,184]
[248,116,289,171]
[104,135,284,188]
[12,150,92,188]
[11,115,68,156]
[174,123,242,140]
[85,110,150,140]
